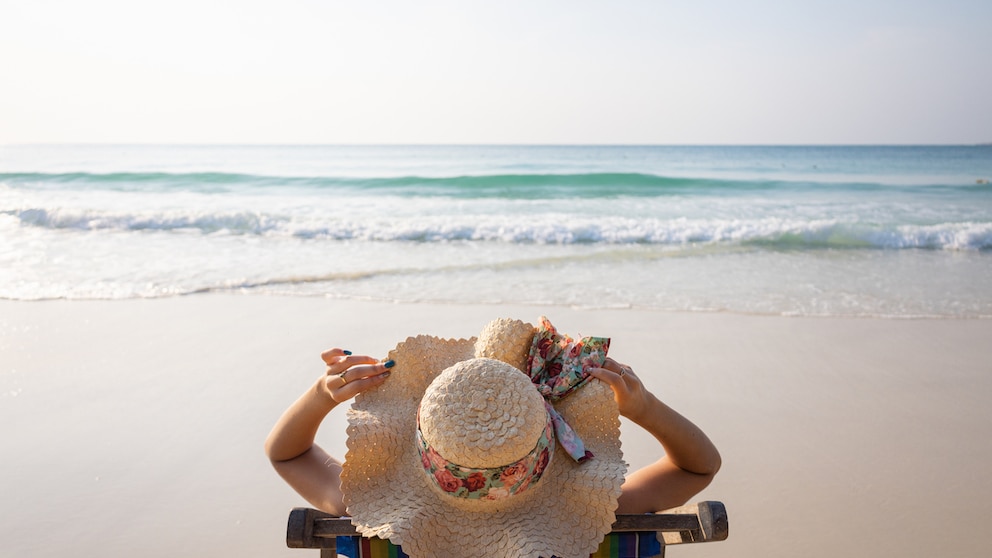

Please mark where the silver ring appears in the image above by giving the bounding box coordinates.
[619,366,631,377]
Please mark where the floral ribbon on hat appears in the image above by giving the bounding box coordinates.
[416,411,555,501]
[527,316,610,463]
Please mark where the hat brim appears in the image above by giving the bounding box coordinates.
[342,334,627,558]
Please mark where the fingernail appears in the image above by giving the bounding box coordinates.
[343,350,352,355]
[384,359,396,369]
[382,371,391,378]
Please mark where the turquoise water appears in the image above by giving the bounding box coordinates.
[2,144,991,317]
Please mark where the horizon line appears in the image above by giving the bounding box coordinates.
[4,141,991,148]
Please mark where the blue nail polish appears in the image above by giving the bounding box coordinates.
[343,350,352,355]
[384,359,396,368]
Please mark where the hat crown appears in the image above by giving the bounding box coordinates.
[419,358,547,469]
[474,318,536,373]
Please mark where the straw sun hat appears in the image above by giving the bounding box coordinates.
[341,317,627,558]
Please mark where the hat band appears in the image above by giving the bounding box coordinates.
[416,413,555,501]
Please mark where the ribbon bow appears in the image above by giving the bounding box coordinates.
[527,316,610,462]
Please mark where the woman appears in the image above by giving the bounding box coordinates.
[265,346,721,516]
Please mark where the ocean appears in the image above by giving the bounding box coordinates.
[2,144,991,318]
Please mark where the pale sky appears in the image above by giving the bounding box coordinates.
[1,0,990,145]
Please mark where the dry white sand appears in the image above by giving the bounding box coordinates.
[2,296,991,558]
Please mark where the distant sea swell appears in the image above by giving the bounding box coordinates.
[4,170,988,196]
[1,170,720,195]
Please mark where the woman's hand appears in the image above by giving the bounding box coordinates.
[587,357,655,425]
[318,348,394,403]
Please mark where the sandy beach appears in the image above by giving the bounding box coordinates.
[2,295,991,558]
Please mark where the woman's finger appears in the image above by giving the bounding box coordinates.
[324,354,379,376]
[601,357,637,379]
[327,360,395,402]
[602,357,627,375]
[332,359,394,384]
[334,369,392,400]
[618,364,638,380]
[320,348,352,365]
[587,366,627,390]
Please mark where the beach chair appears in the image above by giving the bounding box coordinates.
[286,500,728,558]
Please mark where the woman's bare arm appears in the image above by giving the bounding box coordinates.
[264,348,392,515]
[588,359,721,513]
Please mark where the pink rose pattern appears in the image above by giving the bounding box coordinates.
[463,472,486,492]
[527,316,610,463]
[433,467,462,493]
[416,418,555,501]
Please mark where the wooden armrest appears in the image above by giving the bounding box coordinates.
[653,501,729,545]
[287,501,728,549]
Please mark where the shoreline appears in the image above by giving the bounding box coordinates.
[2,295,991,557]
[4,292,991,321]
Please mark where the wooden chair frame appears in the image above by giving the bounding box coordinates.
[287,501,728,557]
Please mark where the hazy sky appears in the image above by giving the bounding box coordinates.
[1,0,989,144]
